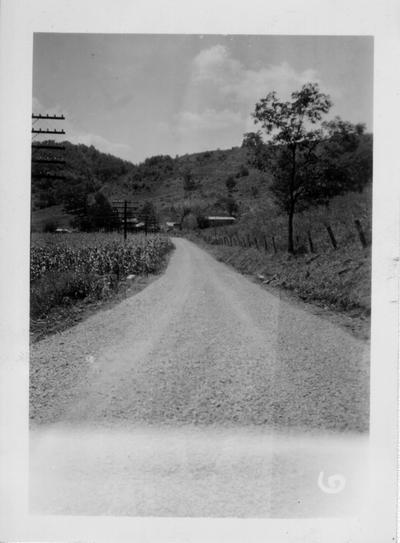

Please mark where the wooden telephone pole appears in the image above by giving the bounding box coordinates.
[31,113,66,181]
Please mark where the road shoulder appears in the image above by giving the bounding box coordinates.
[30,247,175,343]
[185,235,370,341]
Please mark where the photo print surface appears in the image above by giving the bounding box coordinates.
[29,33,373,518]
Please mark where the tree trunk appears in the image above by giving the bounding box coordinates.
[288,207,295,254]
[287,144,297,254]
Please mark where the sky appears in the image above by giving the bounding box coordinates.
[33,34,373,164]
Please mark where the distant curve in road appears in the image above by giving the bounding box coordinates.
[30,237,370,432]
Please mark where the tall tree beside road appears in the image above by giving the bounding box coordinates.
[251,83,332,253]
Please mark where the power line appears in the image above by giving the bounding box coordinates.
[31,113,66,184]
[32,128,66,135]
[32,144,66,151]
[32,113,65,120]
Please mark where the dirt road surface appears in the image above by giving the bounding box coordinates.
[30,237,370,517]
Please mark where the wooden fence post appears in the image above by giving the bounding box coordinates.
[254,237,259,250]
[354,219,368,248]
[307,230,314,253]
[264,236,268,252]
[123,200,127,241]
[325,224,338,249]
[272,236,277,254]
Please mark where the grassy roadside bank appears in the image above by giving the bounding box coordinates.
[186,234,371,340]
[30,259,172,343]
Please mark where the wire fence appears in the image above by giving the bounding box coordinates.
[200,216,371,254]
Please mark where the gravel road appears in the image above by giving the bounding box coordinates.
[29,237,370,516]
[31,237,369,431]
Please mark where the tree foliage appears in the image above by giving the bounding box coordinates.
[249,82,372,253]
[71,191,119,232]
[242,131,270,171]
[31,140,133,211]
[225,175,237,193]
[183,168,198,192]
[311,118,372,204]
[129,155,175,187]
[215,195,239,217]
[252,83,332,252]
[138,201,158,232]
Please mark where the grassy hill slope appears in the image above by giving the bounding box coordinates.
[30,138,373,335]
[31,134,371,234]
[32,142,273,230]
[103,147,272,220]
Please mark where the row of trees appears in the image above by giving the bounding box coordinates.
[69,192,158,232]
[243,82,372,253]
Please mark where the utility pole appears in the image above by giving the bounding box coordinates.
[124,200,128,241]
[111,200,138,238]
[31,113,66,181]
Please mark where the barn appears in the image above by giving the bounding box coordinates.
[206,216,236,227]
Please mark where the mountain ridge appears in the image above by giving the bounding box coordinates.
[31,140,272,230]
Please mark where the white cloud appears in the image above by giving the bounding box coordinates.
[232,62,319,104]
[168,45,333,152]
[68,132,132,159]
[32,97,65,116]
[191,45,322,107]
[192,44,242,86]
[32,46,336,161]
[176,108,244,133]
[154,109,247,156]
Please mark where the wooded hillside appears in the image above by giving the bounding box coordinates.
[31,131,372,235]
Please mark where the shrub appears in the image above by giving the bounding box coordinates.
[43,220,58,233]
[197,215,210,229]
[30,271,115,318]
[237,165,249,177]
[226,176,237,192]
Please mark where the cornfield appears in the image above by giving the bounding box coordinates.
[31,233,173,280]
[30,233,173,319]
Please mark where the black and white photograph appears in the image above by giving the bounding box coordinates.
[0,1,398,542]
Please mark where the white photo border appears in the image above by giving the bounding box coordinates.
[0,0,398,541]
